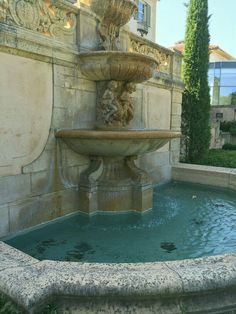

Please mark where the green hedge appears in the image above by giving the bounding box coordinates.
[222,143,236,150]
[199,149,236,168]
[220,121,236,136]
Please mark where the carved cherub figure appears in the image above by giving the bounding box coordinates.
[100,80,119,124]
[119,82,136,125]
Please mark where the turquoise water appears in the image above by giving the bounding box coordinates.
[3,182,236,262]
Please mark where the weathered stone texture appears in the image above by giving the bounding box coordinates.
[171,114,182,131]
[172,164,232,188]
[171,102,182,116]
[0,205,9,237]
[170,138,181,164]
[146,87,171,129]
[8,195,59,233]
[229,170,236,190]
[0,174,31,206]
[0,52,53,177]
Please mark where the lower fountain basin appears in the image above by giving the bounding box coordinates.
[1,179,236,312]
[5,182,236,262]
[55,129,181,157]
[78,51,158,82]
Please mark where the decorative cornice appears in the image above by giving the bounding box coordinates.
[128,33,174,75]
[0,0,77,39]
[130,37,172,75]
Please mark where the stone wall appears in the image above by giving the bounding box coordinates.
[0,0,183,237]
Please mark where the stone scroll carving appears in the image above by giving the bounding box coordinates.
[98,81,136,127]
[0,0,76,38]
[130,38,172,74]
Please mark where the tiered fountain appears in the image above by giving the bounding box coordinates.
[56,0,181,213]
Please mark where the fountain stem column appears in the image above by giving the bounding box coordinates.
[78,156,153,213]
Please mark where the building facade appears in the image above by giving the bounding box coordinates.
[209,61,236,122]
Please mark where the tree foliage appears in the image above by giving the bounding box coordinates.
[181,0,211,163]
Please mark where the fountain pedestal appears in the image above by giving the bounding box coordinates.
[56,129,181,213]
[79,156,152,213]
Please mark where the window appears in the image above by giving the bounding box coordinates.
[219,87,236,106]
[134,1,151,36]
[208,62,236,107]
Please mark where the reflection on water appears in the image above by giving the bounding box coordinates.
[3,182,236,263]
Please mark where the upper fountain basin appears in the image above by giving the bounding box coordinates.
[91,0,138,27]
[55,129,182,157]
[79,51,158,83]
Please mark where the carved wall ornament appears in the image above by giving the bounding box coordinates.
[0,0,76,38]
[130,39,171,74]
[98,81,136,127]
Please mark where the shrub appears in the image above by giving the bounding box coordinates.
[222,143,236,150]
[199,149,236,168]
[220,121,236,135]
[181,0,211,163]
[229,126,236,136]
[220,121,231,132]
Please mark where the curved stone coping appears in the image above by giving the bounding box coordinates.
[172,163,236,190]
[56,129,182,139]
[1,241,236,312]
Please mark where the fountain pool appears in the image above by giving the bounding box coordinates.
[1,0,236,312]
[3,181,236,263]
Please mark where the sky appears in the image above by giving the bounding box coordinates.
[156,0,236,58]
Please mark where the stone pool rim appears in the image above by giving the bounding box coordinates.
[1,241,236,313]
[1,163,236,312]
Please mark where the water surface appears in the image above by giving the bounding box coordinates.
[3,182,236,262]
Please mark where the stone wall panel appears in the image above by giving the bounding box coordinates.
[0,52,53,177]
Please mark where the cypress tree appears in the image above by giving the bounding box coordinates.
[181,0,211,163]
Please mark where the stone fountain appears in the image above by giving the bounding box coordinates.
[56,0,181,213]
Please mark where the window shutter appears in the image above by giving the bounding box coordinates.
[146,3,151,27]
